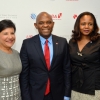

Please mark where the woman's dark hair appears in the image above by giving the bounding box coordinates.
[0,19,16,32]
[72,11,99,42]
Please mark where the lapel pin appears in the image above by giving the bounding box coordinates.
[77,52,82,56]
[56,42,58,44]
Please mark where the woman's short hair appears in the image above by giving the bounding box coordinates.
[0,19,16,32]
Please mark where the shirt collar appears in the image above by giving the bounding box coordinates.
[39,35,52,45]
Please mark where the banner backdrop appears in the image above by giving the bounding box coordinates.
[0,0,100,51]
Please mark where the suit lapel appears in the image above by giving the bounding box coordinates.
[33,35,46,67]
[32,35,59,70]
[51,35,59,68]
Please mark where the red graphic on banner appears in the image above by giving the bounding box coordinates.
[58,13,62,18]
[51,13,62,20]
[73,14,77,19]
[26,35,33,38]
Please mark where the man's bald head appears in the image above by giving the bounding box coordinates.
[36,12,53,23]
[34,11,54,39]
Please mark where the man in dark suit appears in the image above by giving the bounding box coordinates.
[20,12,71,100]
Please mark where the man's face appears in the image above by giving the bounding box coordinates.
[34,13,54,39]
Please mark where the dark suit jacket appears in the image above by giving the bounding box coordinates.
[20,34,71,100]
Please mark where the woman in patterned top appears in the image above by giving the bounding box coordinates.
[0,19,22,100]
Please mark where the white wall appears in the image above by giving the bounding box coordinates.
[0,0,100,51]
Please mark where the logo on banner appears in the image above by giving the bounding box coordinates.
[51,13,62,20]
[31,13,37,20]
[30,13,62,20]
[73,14,77,19]
[26,35,33,38]
[0,14,17,19]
